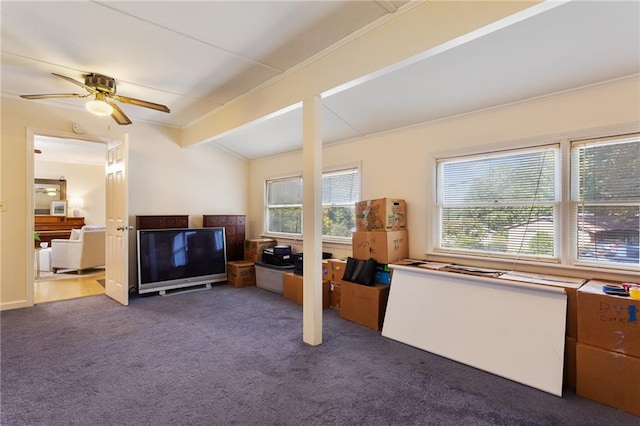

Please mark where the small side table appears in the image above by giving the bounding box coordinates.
[34,247,53,279]
[39,248,52,273]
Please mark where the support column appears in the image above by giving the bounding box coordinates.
[302,95,322,346]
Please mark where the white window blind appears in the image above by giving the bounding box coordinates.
[436,145,559,259]
[571,134,640,266]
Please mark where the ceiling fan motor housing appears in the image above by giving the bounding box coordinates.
[84,73,116,95]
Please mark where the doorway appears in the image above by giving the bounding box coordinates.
[31,133,107,304]
[34,270,105,303]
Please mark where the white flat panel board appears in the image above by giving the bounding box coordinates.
[382,265,567,396]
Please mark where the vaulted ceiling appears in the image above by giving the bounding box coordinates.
[2,1,639,161]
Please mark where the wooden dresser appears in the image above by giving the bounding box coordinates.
[135,215,189,230]
[203,215,246,261]
[35,216,85,246]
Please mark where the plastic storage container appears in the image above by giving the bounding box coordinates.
[254,261,295,294]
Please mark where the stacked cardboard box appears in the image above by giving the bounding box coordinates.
[352,198,408,264]
[244,238,276,262]
[232,239,277,290]
[355,198,406,231]
[560,277,583,390]
[352,198,407,286]
[576,280,640,416]
[352,230,408,265]
[337,198,407,330]
[227,260,256,288]
[339,281,390,330]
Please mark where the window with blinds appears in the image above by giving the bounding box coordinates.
[572,134,640,266]
[436,145,559,260]
[265,167,360,239]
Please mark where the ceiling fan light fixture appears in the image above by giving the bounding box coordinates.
[86,93,113,116]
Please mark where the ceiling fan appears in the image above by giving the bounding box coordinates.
[20,72,170,125]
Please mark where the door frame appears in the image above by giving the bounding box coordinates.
[25,127,110,306]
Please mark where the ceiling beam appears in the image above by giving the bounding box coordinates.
[181,1,544,148]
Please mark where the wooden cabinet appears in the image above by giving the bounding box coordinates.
[203,215,246,261]
[135,215,189,230]
[35,216,85,246]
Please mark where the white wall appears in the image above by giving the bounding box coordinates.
[248,77,640,276]
[3,78,638,309]
[1,97,249,309]
[129,133,248,227]
[35,160,106,225]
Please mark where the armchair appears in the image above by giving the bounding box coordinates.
[51,225,106,274]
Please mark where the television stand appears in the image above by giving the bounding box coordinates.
[159,283,211,296]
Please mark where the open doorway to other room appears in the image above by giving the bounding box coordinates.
[33,135,107,303]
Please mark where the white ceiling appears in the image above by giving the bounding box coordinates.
[34,136,106,166]
[2,1,639,162]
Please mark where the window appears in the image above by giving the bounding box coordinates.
[436,145,559,260]
[266,167,359,239]
[322,169,359,238]
[266,176,303,234]
[435,133,640,270]
[572,135,640,266]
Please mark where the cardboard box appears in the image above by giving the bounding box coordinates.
[330,281,341,310]
[282,272,300,302]
[322,260,330,281]
[226,261,256,288]
[282,273,330,309]
[558,283,580,338]
[564,336,576,389]
[355,198,406,231]
[577,280,640,357]
[244,238,276,262]
[339,280,390,331]
[576,342,640,417]
[352,230,409,264]
[327,259,347,282]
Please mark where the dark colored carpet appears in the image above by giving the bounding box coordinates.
[1,285,637,426]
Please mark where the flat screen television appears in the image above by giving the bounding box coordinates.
[137,227,227,294]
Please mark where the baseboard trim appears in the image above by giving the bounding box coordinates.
[1,300,31,311]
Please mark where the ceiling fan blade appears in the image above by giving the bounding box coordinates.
[20,93,89,100]
[113,94,170,113]
[52,72,96,92]
[107,101,132,125]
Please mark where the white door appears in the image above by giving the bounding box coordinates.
[105,134,129,305]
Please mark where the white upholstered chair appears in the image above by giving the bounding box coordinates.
[51,225,106,274]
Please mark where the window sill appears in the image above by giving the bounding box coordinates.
[261,233,352,246]
[424,251,640,283]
